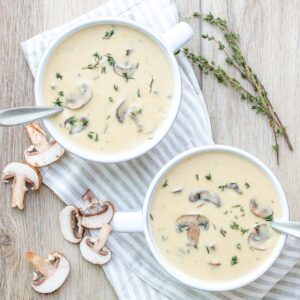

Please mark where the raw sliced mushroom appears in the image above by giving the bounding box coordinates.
[64,116,89,134]
[248,224,271,250]
[25,251,70,294]
[249,199,273,218]
[189,188,221,207]
[59,206,84,243]
[65,82,93,109]
[175,214,209,246]
[80,223,112,265]
[80,189,115,229]
[24,123,65,167]
[219,182,243,194]
[2,162,42,209]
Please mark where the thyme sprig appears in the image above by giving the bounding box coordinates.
[183,12,293,164]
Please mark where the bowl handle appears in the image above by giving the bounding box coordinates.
[162,22,193,53]
[111,211,144,233]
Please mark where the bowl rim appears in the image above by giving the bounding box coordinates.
[34,17,182,163]
[143,145,289,291]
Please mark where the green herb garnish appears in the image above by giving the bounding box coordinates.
[113,84,118,91]
[53,98,62,107]
[103,29,115,39]
[231,256,238,265]
[137,89,141,98]
[122,72,134,82]
[220,228,227,237]
[106,54,115,66]
[205,173,212,180]
[264,213,274,222]
[149,76,154,93]
[56,73,63,80]
[162,179,168,188]
[240,228,249,234]
[101,66,106,74]
[230,221,239,230]
[236,243,241,250]
[108,97,114,103]
[150,214,154,221]
[195,174,199,181]
[245,182,250,189]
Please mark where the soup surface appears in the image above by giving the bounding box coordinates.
[150,151,282,282]
[43,24,173,155]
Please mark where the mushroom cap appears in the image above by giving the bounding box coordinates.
[2,162,42,190]
[29,252,70,294]
[188,188,221,207]
[249,199,273,218]
[59,206,84,243]
[80,237,112,265]
[248,224,271,250]
[65,82,93,110]
[24,142,65,167]
[80,201,115,229]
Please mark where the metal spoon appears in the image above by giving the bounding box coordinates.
[0,106,63,126]
[271,221,300,239]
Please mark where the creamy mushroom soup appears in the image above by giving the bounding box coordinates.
[149,151,282,282]
[43,25,173,155]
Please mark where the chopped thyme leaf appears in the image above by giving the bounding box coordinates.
[103,29,115,39]
[205,246,210,254]
[66,116,77,126]
[230,221,239,230]
[83,52,102,70]
[264,213,274,222]
[195,174,199,181]
[53,98,62,107]
[95,133,99,142]
[137,89,141,98]
[56,73,63,80]
[240,228,249,234]
[81,118,89,127]
[122,72,134,82]
[101,66,106,74]
[136,62,139,69]
[149,76,154,93]
[108,96,114,103]
[126,48,134,56]
[106,115,111,120]
[113,84,118,91]
[87,132,99,142]
[245,182,250,189]
[205,173,212,180]
[87,132,94,139]
[223,210,228,214]
[231,256,238,265]
[220,228,227,237]
[106,54,115,66]
[236,243,241,250]
[58,91,64,97]
[93,52,102,60]
[162,179,168,188]
[150,214,154,221]
[174,49,180,55]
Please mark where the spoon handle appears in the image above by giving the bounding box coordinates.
[0,106,63,126]
[271,221,300,239]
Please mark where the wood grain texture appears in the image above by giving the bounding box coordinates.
[0,0,299,299]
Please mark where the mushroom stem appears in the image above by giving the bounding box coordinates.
[25,252,56,278]
[93,223,112,252]
[12,174,27,209]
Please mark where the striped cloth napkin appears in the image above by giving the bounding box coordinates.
[21,0,300,299]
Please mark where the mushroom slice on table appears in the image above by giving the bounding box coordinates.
[248,224,271,250]
[80,189,115,229]
[80,223,112,265]
[65,82,93,109]
[24,123,65,167]
[59,206,84,243]
[2,162,42,209]
[189,188,221,207]
[249,199,273,219]
[175,214,209,246]
[25,251,70,294]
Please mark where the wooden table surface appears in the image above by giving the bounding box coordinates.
[1,0,299,299]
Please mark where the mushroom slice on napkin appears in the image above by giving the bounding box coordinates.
[80,189,115,229]
[24,123,65,167]
[25,251,70,294]
[2,162,42,209]
[59,205,84,243]
[80,223,112,265]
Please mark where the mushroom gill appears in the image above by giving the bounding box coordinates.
[175,214,209,246]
